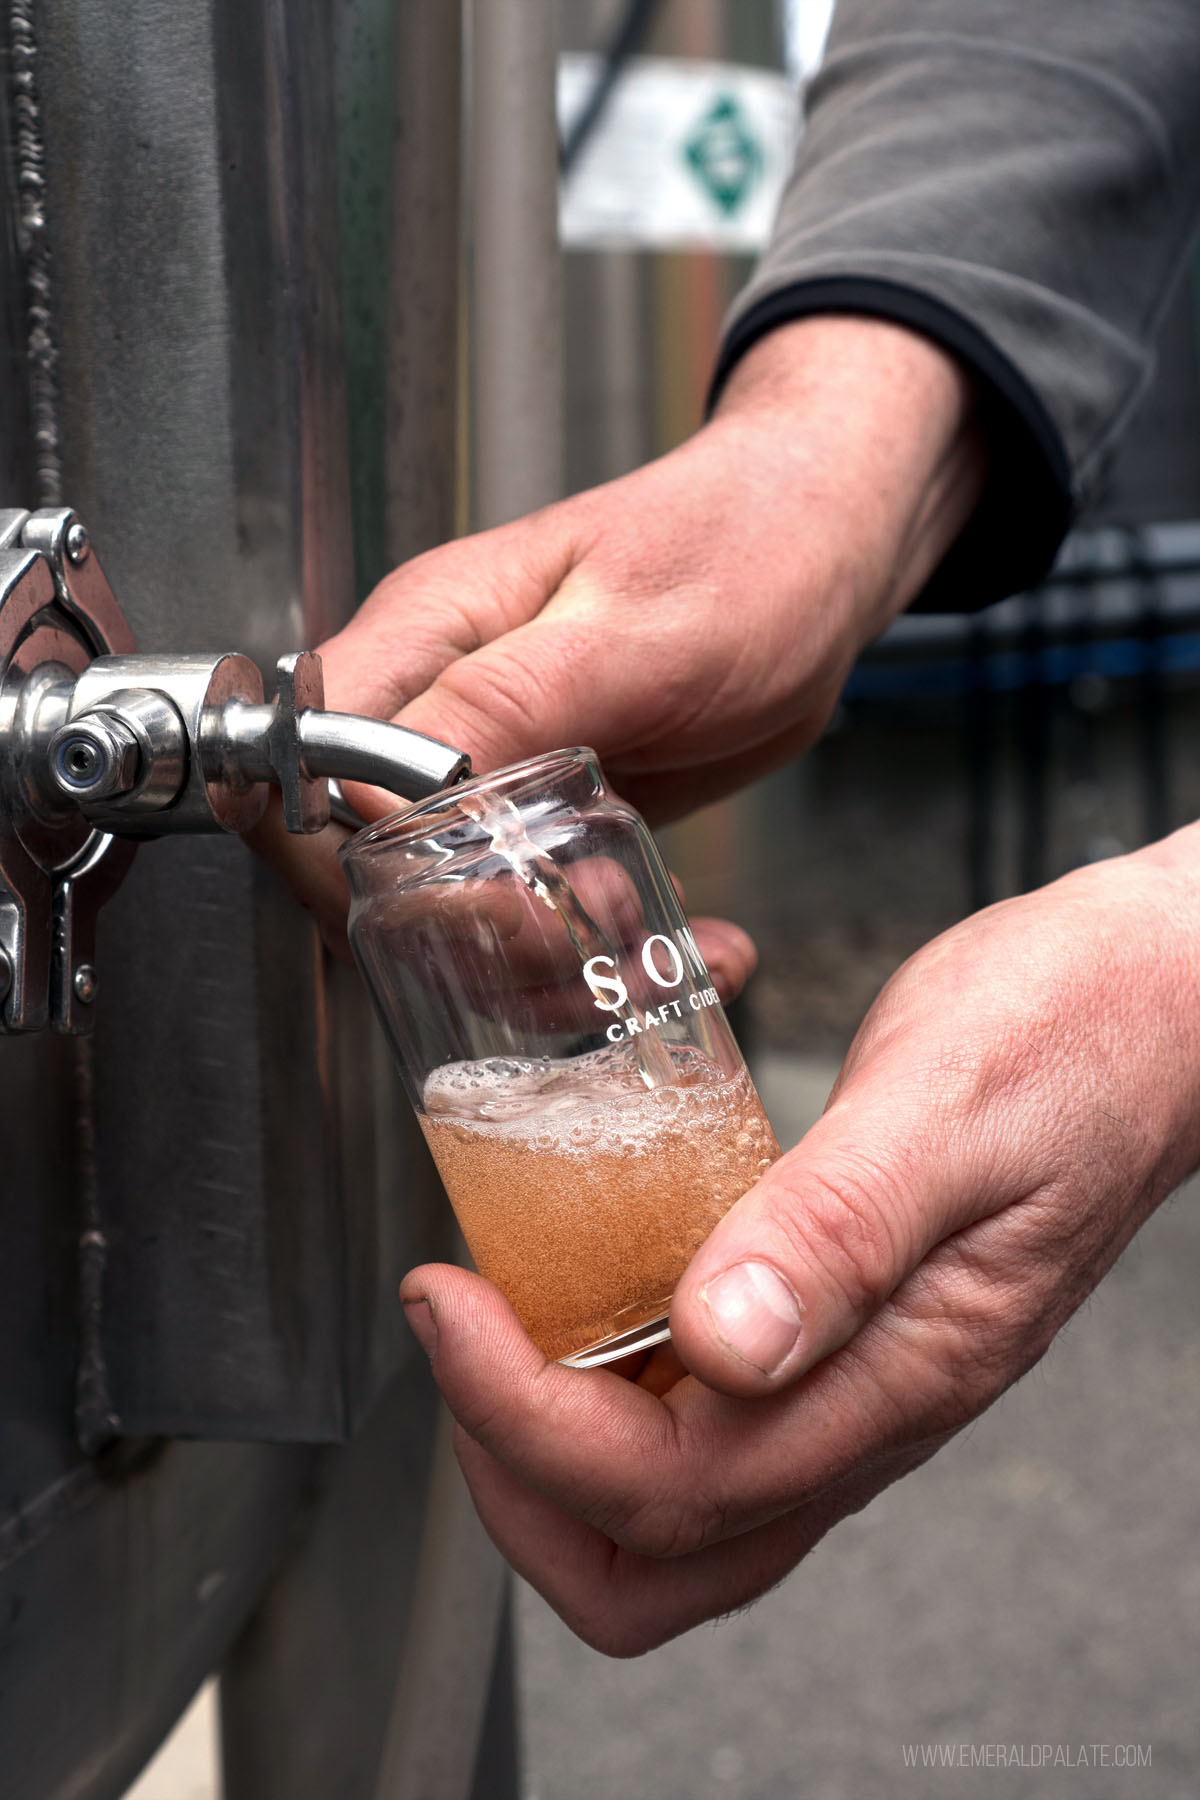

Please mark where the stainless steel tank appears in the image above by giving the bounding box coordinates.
[0,2,550,1794]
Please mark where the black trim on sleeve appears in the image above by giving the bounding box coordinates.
[708,278,1076,612]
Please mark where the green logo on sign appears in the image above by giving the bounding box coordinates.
[682,93,763,216]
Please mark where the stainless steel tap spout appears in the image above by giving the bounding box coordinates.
[217,700,470,806]
[298,710,471,799]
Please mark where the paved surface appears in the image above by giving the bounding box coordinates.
[126,1052,1199,1799]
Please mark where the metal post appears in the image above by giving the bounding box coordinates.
[471,0,564,528]
[368,12,571,1792]
[386,0,465,567]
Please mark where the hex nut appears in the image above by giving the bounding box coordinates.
[50,715,142,801]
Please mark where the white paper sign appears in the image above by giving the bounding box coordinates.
[559,54,799,253]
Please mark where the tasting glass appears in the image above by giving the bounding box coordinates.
[340,747,778,1367]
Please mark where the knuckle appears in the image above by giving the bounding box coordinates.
[591,1485,726,1561]
[926,1294,1022,1414]
[449,1390,513,1454]
[565,1603,664,1660]
[944,1230,1060,1366]
[436,651,547,756]
[553,1560,698,1659]
[773,1160,907,1317]
[890,1235,1060,1430]
[447,1371,548,1465]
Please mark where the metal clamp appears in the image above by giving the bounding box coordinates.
[0,507,136,1031]
[0,510,471,1034]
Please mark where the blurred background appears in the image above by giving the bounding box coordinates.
[127,0,1199,1794]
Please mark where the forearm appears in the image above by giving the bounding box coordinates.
[711,313,986,642]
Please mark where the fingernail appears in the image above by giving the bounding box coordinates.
[700,1262,802,1376]
[403,1297,438,1360]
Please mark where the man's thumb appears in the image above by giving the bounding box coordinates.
[668,1087,989,1398]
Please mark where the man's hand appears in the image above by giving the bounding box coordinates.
[318,315,983,824]
[399,826,1200,1655]
[255,314,982,954]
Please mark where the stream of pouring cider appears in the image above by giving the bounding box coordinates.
[417,788,781,1364]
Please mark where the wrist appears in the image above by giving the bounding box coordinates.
[707,315,987,640]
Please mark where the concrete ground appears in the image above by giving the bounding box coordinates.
[127,1051,1199,1800]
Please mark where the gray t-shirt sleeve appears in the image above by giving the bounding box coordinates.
[712,0,1200,607]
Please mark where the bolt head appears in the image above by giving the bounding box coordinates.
[51,716,141,801]
[65,519,90,564]
[73,963,98,1005]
